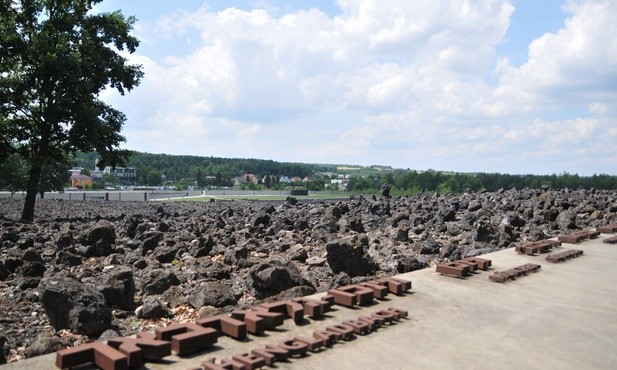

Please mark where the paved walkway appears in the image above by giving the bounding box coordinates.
[5,235,617,369]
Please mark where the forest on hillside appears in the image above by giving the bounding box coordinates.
[75,152,617,193]
[74,151,335,188]
[346,169,617,195]
[1,151,616,193]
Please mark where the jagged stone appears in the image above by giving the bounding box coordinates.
[26,331,64,358]
[140,269,180,295]
[136,296,168,319]
[0,262,9,281]
[249,259,312,298]
[326,237,376,277]
[78,220,116,256]
[38,275,111,336]
[188,281,238,308]
[100,266,136,310]
[0,188,615,363]
[140,231,163,255]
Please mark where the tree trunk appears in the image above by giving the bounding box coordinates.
[21,160,43,222]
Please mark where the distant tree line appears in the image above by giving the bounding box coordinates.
[0,153,70,196]
[75,151,336,188]
[5,150,614,194]
[346,169,617,194]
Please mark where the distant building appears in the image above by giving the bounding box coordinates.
[70,172,93,189]
[279,176,290,183]
[233,174,259,187]
[244,174,258,184]
[90,168,103,181]
[330,177,349,190]
[103,166,136,186]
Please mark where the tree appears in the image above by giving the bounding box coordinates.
[100,172,116,187]
[0,0,143,221]
[195,168,206,188]
[146,170,162,186]
[38,157,71,198]
[0,154,28,193]
[0,117,12,165]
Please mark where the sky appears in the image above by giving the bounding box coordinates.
[95,0,617,175]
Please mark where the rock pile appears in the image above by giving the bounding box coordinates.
[0,187,615,362]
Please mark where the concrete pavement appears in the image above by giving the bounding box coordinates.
[4,234,617,370]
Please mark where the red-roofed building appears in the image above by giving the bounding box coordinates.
[70,172,93,189]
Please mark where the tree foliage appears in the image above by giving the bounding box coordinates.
[146,169,162,186]
[37,156,71,198]
[69,152,617,193]
[0,154,28,193]
[0,0,143,221]
[346,170,617,194]
[0,152,71,194]
[125,152,327,184]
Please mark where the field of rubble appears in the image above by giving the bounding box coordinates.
[1,187,616,363]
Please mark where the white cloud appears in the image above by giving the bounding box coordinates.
[493,1,617,110]
[105,0,617,175]
[588,102,611,116]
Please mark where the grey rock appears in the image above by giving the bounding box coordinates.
[38,276,111,336]
[472,221,497,244]
[253,213,271,227]
[440,244,462,260]
[556,210,578,230]
[441,208,456,222]
[293,218,309,231]
[188,281,238,308]
[249,260,312,298]
[0,333,6,364]
[326,238,376,277]
[346,217,365,233]
[396,254,427,273]
[56,232,73,249]
[394,225,410,242]
[1,188,616,363]
[0,262,9,281]
[161,285,190,308]
[380,183,392,198]
[78,220,116,256]
[21,248,43,263]
[100,266,136,310]
[26,331,64,358]
[16,261,46,277]
[97,329,122,341]
[1,227,19,243]
[55,250,83,266]
[419,238,441,255]
[188,236,214,257]
[140,231,163,255]
[468,201,482,212]
[153,245,180,263]
[330,272,352,288]
[543,208,560,222]
[136,296,168,319]
[306,256,326,266]
[3,257,23,274]
[140,269,180,295]
[288,244,308,261]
